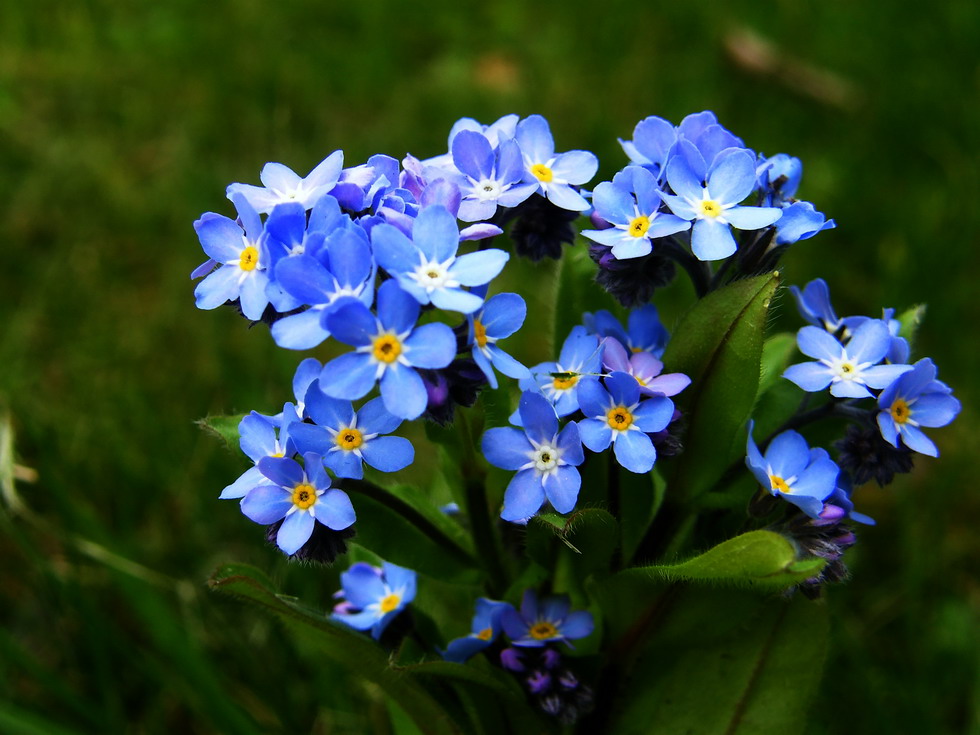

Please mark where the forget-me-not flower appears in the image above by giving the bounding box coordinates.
[876,358,961,457]
[468,291,531,389]
[500,590,594,648]
[450,131,537,222]
[520,326,604,418]
[440,598,511,664]
[227,151,344,214]
[482,391,585,522]
[331,561,416,640]
[219,405,299,500]
[515,115,598,212]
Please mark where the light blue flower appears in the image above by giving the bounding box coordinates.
[482,391,585,523]
[576,371,674,474]
[440,598,511,664]
[240,452,355,555]
[288,381,414,479]
[783,320,911,398]
[227,151,344,214]
[450,131,537,222]
[745,423,839,518]
[319,279,457,420]
[331,561,416,640]
[581,166,690,260]
[583,304,670,358]
[789,278,843,333]
[219,405,300,500]
[661,142,781,261]
[372,204,509,314]
[515,115,598,212]
[876,358,961,457]
[500,590,594,648]
[520,326,604,418]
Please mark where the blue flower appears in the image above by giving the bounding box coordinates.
[783,320,911,398]
[582,166,691,260]
[876,358,961,457]
[620,111,744,178]
[219,405,299,500]
[842,309,910,364]
[440,598,511,664]
[273,223,376,350]
[192,194,273,320]
[240,452,355,555]
[482,391,585,523]
[789,278,843,333]
[576,372,674,474]
[774,200,835,245]
[320,279,457,420]
[469,292,531,389]
[661,142,782,261]
[450,131,537,222]
[515,115,598,212]
[288,381,414,479]
[331,561,416,640]
[500,590,594,648]
[745,423,839,518]
[227,151,344,214]
[521,326,604,418]
[600,339,690,398]
[372,205,509,314]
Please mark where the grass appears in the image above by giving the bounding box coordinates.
[1,1,977,732]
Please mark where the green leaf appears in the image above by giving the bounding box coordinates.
[605,587,828,735]
[620,530,826,591]
[196,413,246,453]
[209,563,467,735]
[552,242,617,352]
[897,303,926,352]
[661,273,780,501]
[757,331,798,396]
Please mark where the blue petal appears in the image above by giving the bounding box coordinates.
[578,417,612,453]
[518,391,559,445]
[724,205,782,231]
[403,322,457,369]
[796,326,843,360]
[898,425,938,457]
[501,470,546,522]
[239,413,277,460]
[275,254,335,305]
[482,427,533,470]
[911,392,961,428]
[257,456,305,488]
[591,181,633,225]
[765,431,810,479]
[783,362,833,392]
[664,141,705,199]
[488,346,531,380]
[551,150,598,185]
[705,148,756,205]
[450,250,509,287]
[380,365,427,420]
[220,466,264,500]
[515,115,554,163]
[239,273,271,321]
[276,511,315,554]
[576,377,611,419]
[361,436,414,473]
[544,183,590,212]
[845,320,891,364]
[305,387,354,430]
[194,266,240,310]
[240,485,291,524]
[376,280,421,335]
[557,422,584,466]
[605,371,641,407]
[319,353,378,401]
[288,422,333,457]
[430,287,485,314]
[372,222,421,278]
[325,301,377,347]
[451,130,494,179]
[315,488,356,530]
[412,205,460,263]
[341,563,386,608]
[790,455,839,501]
[613,430,656,474]
[690,219,737,261]
[632,396,674,433]
[272,309,330,350]
[543,466,581,513]
[323,449,364,480]
[357,397,403,435]
[383,562,417,603]
[560,610,595,640]
[194,214,244,261]
[441,636,492,664]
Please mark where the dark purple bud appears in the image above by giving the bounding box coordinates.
[814,502,847,525]
[542,648,562,669]
[500,647,525,672]
[558,671,579,690]
[540,695,562,716]
[527,670,551,694]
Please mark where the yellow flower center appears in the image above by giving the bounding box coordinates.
[530,163,554,183]
[529,622,558,640]
[699,200,722,218]
[769,475,791,494]
[373,334,403,363]
[628,215,651,238]
[239,245,260,271]
[335,427,363,450]
[379,593,401,614]
[890,398,911,425]
[291,482,317,510]
[475,626,493,641]
[474,318,488,348]
[552,374,579,391]
[606,405,634,431]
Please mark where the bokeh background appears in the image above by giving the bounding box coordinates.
[2,1,977,733]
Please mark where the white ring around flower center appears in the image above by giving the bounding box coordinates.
[532,443,560,473]
[410,260,457,291]
[475,178,502,200]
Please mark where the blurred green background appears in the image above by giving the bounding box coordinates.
[1,1,977,733]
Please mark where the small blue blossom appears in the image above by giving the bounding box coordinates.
[500,590,594,648]
[289,381,414,479]
[581,166,691,260]
[783,320,911,398]
[620,111,744,178]
[745,422,840,518]
[372,204,509,314]
[450,131,537,222]
[440,598,511,664]
[192,194,274,320]
[576,371,674,473]
[219,405,300,500]
[319,280,457,420]
[661,142,782,261]
[842,309,910,364]
[482,391,585,523]
[240,452,355,555]
[469,291,531,389]
[583,304,670,357]
[773,201,836,245]
[227,151,344,214]
[521,326,604,418]
[331,561,417,640]
[515,115,598,212]
[876,358,961,457]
